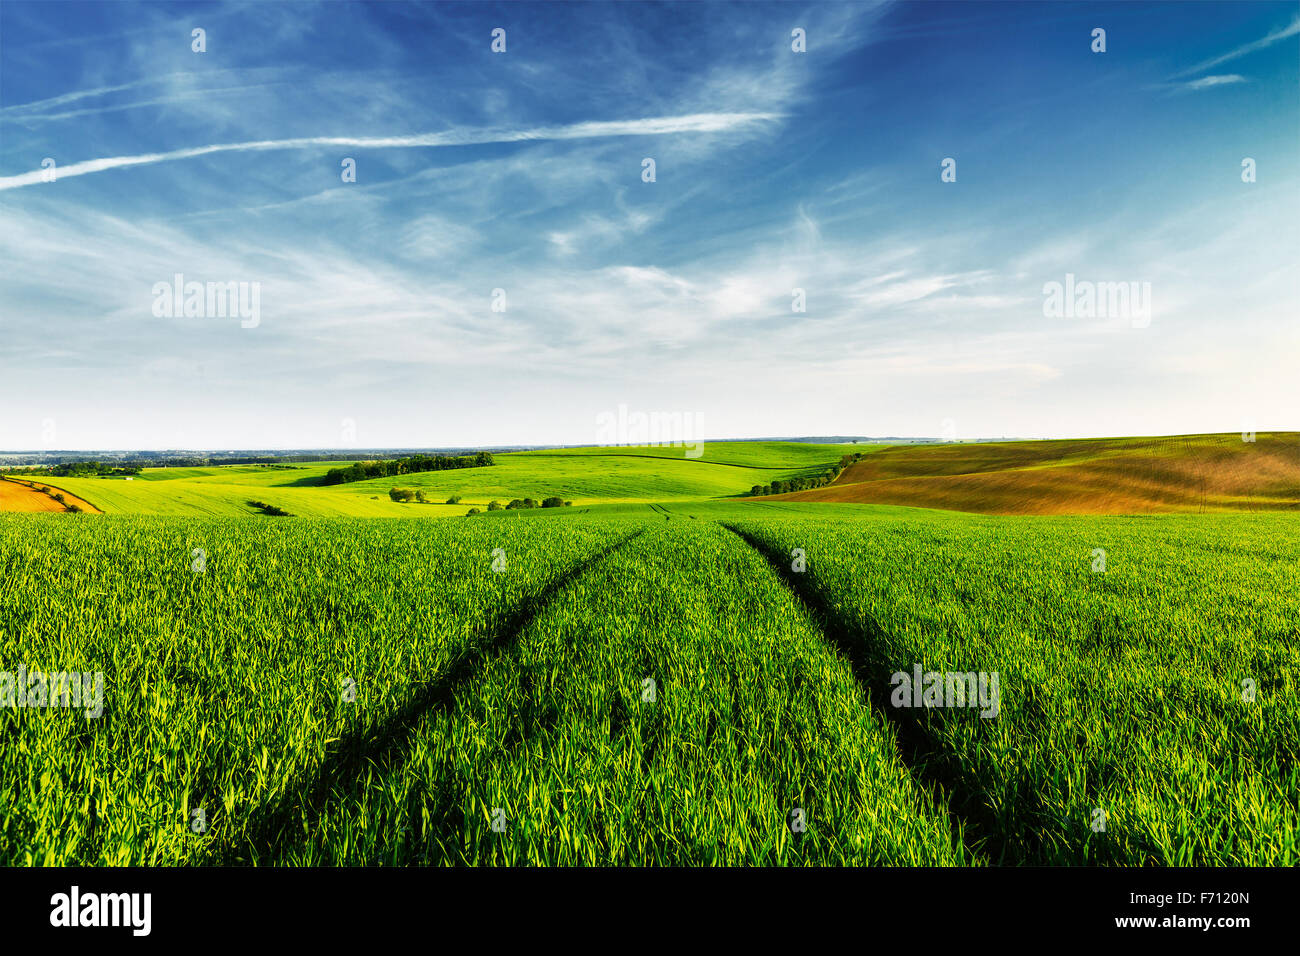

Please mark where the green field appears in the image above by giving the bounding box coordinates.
[29,443,855,517]
[1,439,1296,865]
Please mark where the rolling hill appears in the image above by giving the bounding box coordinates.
[763,433,1300,514]
[9,443,840,516]
[8,434,1299,517]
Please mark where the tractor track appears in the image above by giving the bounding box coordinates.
[209,527,647,864]
[720,522,1000,864]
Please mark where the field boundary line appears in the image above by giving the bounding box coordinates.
[720,522,997,864]
[207,527,647,865]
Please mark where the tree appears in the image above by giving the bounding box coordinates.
[446,494,462,504]
[541,496,563,508]
[466,507,481,515]
[487,500,502,511]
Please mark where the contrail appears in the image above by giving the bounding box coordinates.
[1169,14,1300,78]
[0,69,265,115]
[0,113,781,191]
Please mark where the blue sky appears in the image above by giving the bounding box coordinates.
[1,0,1296,449]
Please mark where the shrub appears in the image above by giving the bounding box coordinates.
[466,508,480,516]
[541,497,563,508]
[487,500,502,511]
[446,495,462,504]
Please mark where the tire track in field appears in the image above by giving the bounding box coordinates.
[720,523,997,863]
[208,528,647,864]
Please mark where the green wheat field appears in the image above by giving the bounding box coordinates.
[1,437,1297,865]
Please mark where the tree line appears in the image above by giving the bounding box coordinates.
[323,452,495,486]
[5,461,144,478]
[748,452,867,497]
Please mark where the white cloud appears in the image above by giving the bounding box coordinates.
[1170,15,1300,78]
[0,112,782,191]
[1185,74,1247,90]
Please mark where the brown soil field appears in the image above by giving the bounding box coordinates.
[0,477,102,514]
[766,432,1300,515]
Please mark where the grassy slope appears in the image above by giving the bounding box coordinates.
[35,476,429,518]
[767,432,1300,514]
[29,443,855,516]
[536,441,878,468]
[18,433,1300,518]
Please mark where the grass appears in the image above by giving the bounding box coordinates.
[23,443,854,517]
[237,523,967,865]
[1,434,1296,865]
[728,509,1299,864]
[28,474,458,518]
[0,514,633,864]
[21,434,1300,518]
[534,441,881,469]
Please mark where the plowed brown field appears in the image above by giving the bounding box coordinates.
[764,432,1300,514]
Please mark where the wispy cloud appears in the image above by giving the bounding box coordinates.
[1184,74,1248,91]
[1170,14,1300,78]
[1,0,1295,447]
[0,112,781,191]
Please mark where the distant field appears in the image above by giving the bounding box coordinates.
[536,441,879,469]
[13,443,850,517]
[767,433,1300,514]
[12,435,1300,518]
[28,472,438,518]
